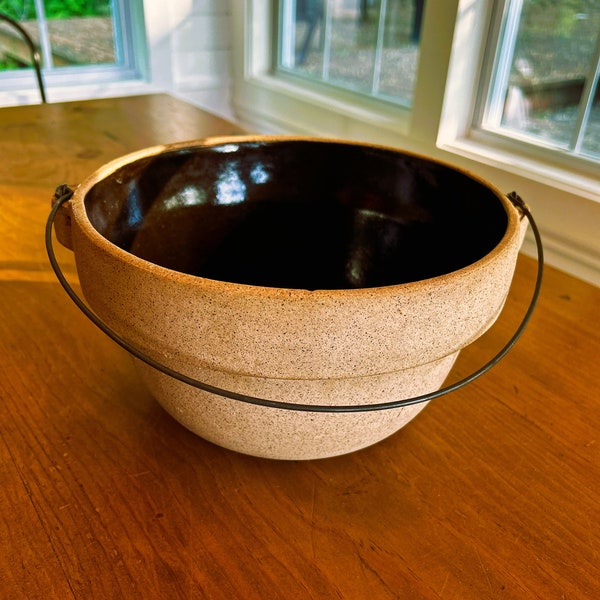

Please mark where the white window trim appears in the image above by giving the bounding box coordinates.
[232,0,600,286]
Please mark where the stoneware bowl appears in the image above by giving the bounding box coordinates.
[52,136,528,460]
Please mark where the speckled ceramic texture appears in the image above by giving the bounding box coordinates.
[55,136,528,460]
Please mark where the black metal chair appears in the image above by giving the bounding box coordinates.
[0,13,47,103]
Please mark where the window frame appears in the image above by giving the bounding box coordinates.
[231,0,460,141]
[465,0,600,189]
[435,0,600,203]
[0,0,149,103]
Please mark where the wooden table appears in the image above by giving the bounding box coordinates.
[1,94,598,599]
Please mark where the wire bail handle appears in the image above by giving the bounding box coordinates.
[47,186,543,413]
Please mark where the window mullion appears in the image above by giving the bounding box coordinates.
[371,0,388,95]
[280,0,296,67]
[571,31,600,154]
[33,0,53,69]
[321,0,333,81]
[111,0,124,66]
[486,0,521,126]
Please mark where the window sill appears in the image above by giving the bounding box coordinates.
[233,72,411,140]
[438,132,600,287]
[438,134,600,205]
[0,79,160,108]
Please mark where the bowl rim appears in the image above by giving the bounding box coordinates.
[69,135,523,299]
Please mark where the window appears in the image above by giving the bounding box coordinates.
[0,0,146,93]
[478,0,600,164]
[276,0,425,107]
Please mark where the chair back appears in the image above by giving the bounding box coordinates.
[0,13,47,103]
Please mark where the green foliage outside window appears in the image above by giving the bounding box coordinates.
[0,0,111,20]
[0,0,114,70]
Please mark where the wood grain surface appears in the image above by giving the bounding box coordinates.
[0,95,598,599]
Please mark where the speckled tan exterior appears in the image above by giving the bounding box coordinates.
[57,136,528,460]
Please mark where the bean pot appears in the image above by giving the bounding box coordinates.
[50,136,530,460]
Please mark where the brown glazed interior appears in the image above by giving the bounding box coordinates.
[84,140,508,290]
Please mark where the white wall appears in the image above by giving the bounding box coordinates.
[145,0,233,119]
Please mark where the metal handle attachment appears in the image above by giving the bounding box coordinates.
[46,187,543,413]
